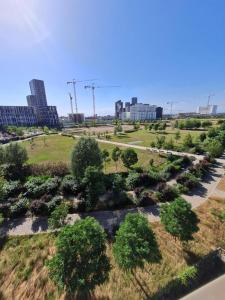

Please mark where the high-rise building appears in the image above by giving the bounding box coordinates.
[156,107,163,119]
[130,103,157,121]
[131,97,138,105]
[0,79,59,128]
[115,100,123,118]
[125,102,131,112]
[29,79,47,106]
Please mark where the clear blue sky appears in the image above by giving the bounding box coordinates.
[1,0,225,116]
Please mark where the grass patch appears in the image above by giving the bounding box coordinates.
[22,134,166,173]
[0,195,224,299]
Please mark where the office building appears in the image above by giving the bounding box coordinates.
[197,105,217,115]
[0,106,37,127]
[115,97,163,121]
[29,79,47,106]
[115,100,123,118]
[131,97,138,105]
[68,113,85,123]
[0,79,59,128]
[130,103,157,121]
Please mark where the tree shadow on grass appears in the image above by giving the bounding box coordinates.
[0,234,8,251]
[183,248,203,265]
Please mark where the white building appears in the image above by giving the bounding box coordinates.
[129,103,157,121]
[197,105,217,115]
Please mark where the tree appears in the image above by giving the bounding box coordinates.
[82,166,105,210]
[199,132,207,142]
[102,149,110,172]
[4,143,28,168]
[71,137,103,180]
[183,133,193,148]
[121,148,138,169]
[175,130,181,141]
[204,139,224,158]
[160,197,199,242]
[111,146,121,171]
[113,213,161,271]
[46,217,110,296]
[48,203,69,229]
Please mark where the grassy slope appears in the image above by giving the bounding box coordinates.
[0,196,224,300]
[22,134,166,173]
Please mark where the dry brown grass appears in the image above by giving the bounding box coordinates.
[217,175,225,192]
[0,198,224,299]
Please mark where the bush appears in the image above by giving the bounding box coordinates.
[0,202,11,217]
[155,183,179,202]
[46,196,63,213]
[29,162,69,177]
[60,175,80,195]
[178,266,198,286]
[177,173,199,189]
[44,177,61,195]
[24,177,47,198]
[125,172,140,190]
[30,199,48,216]
[112,174,125,193]
[48,203,69,229]
[138,191,157,206]
[2,180,22,198]
[10,198,29,218]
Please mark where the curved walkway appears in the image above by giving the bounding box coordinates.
[1,156,225,236]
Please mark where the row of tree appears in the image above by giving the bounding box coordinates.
[47,196,199,297]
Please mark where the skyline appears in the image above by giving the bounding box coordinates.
[1,0,225,116]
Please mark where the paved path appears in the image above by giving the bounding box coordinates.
[73,134,204,161]
[181,273,225,300]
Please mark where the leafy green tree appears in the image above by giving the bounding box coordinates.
[46,217,110,296]
[102,149,110,172]
[160,197,199,241]
[113,213,161,271]
[48,203,69,229]
[199,132,207,142]
[175,130,181,141]
[204,139,224,158]
[183,133,193,148]
[112,174,124,193]
[71,137,102,180]
[121,148,138,169]
[4,143,28,168]
[153,123,159,131]
[111,146,121,171]
[82,166,105,210]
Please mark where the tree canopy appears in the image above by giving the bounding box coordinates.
[71,137,103,180]
[160,197,199,241]
[113,213,161,271]
[121,148,138,169]
[47,217,110,295]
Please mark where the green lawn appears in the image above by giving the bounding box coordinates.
[22,134,166,173]
[109,128,204,147]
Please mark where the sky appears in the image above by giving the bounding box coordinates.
[1,0,225,116]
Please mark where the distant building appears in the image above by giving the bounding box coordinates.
[130,103,157,121]
[0,106,37,127]
[197,105,217,115]
[115,100,123,118]
[29,79,48,106]
[115,97,163,121]
[68,113,85,123]
[131,97,138,106]
[0,79,59,128]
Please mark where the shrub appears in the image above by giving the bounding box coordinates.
[10,198,29,218]
[177,173,199,189]
[178,266,198,286]
[2,180,22,198]
[48,203,69,229]
[44,177,61,195]
[46,196,63,213]
[0,213,4,225]
[29,162,69,177]
[125,172,140,190]
[112,174,125,193]
[155,183,179,202]
[0,202,11,217]
[121,148,138,169]
[30,199,48,216]
[138,191,156,206]
[60,175,80,195]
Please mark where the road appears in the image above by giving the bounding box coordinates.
[181,274,225,300]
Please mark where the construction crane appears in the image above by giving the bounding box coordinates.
[166,101,178,116]
[67,78,97,114]
[68,93,74,115]
[207,93,215,106]
[84,84,119,122]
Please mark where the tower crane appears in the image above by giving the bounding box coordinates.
[84,84,120,122]
[68,93,74,115]
[67,78,97,114]
[166,101,178,116]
